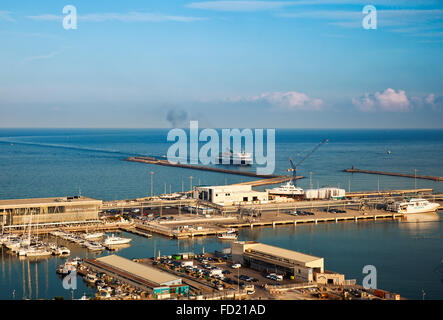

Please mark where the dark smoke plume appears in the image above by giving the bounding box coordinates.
[166,109,188,127]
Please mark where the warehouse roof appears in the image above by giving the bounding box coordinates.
[243,242,322,264]
[0,196,102,209]
[96,255,180,286]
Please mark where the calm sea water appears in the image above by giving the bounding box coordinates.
[0,129,442,300]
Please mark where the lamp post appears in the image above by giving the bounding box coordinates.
[414,169,417,192]
[309,172,312,189]
[190,176,193,191]
[150,171,154,197]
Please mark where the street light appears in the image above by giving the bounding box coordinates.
[150,171,154,197]
[190,176,193,191]
[414,169,417,192]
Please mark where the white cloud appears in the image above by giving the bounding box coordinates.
[0,10,14,22]
[186,1,298,11]
[28,12,206,23]
[352,88,411,112]
[22,50,63,64]
[248,91,323,110]
[424,93,443,111]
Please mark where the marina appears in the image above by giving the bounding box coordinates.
[0,129,442,300]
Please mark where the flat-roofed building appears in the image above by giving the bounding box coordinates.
[0,196,102,228]
[194,185,268,206]
[83,255,189,299]
[232,241,324,282]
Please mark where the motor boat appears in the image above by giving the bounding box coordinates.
[103,234,132,246]
[86,241,105,251]
[83,232,104,240]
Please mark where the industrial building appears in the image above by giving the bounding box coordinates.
[231,241,324,282]
[0,196,102,228]
[83,255,189,299]
[194,185,269,206]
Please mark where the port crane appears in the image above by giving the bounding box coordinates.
[288,139,328,185]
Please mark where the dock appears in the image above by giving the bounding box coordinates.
[344,168,442,182]
[126,156,298,180]
[119,225,153,238]
[224,212,405,229]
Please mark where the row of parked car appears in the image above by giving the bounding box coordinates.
[290,210,315,216]
[322,208,347,214]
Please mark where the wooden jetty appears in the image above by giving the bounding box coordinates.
[126,156,294,179]
[344,168,442,182]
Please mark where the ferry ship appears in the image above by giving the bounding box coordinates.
[216,149,252,166]
[388,198,440,214]
[266,181,304,196]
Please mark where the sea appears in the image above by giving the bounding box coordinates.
[0,128,442,300]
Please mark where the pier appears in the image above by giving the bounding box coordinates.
[224,212,404,229]
[126,156,301,180]
[344,168,442,182]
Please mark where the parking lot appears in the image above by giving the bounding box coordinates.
[140,252,315,299]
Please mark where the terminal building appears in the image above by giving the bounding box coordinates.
[194,185,269,206]
[0,196,102,229]
[231,241,324,282]
[231,241,347,285]
[83,255,189,299]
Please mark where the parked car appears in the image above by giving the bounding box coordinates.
[231,264,241,269]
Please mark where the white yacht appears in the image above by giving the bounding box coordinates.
[217,149,253,166]
[86,241,105,251]
[388,198,440,214]
[54,246,71,256]
[25,246,52,257]
[83,232,104,240]
[103,234,132,246]
[266,181,304,196]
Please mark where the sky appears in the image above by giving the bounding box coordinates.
[0,0,442,128]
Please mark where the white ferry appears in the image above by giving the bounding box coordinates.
[217,149,252,166]
[266,181,304,196]
[388,198,440,214]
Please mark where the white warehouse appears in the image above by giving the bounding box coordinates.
[193,185,269,206]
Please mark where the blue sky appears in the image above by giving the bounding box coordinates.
[0,0,442,128]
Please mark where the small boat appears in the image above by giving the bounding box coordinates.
[25,246,52,257]
[54,246,71,256]
[83,232,104,240]
[103,234,132,246]
[56,260,78,275]
[388,198,440,214]
[218,232,238,240]
[86,242,105,251]
[84,273,98,284]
